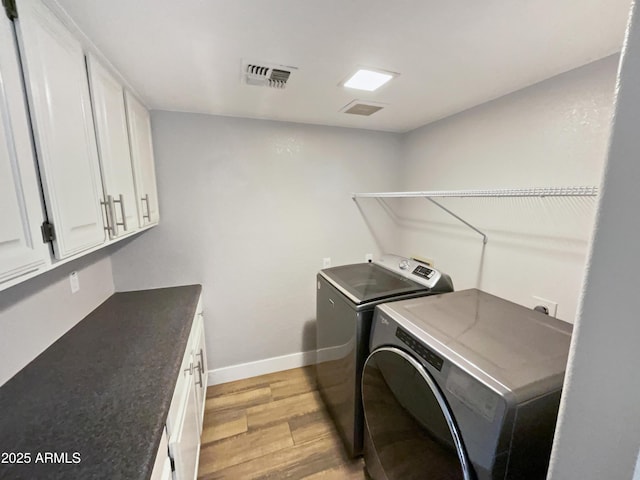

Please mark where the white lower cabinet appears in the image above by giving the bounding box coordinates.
[192,312,208,430]
[150,429,172,480]
[154,297,207,480]
[169,366,201,480]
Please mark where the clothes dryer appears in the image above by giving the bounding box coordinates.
[362,289,572,479]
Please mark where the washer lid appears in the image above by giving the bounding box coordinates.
[320,263,428,304]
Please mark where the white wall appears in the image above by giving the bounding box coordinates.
[110,113,402,375]
[393,55,618,322]
[549,2,640,477]
[109,57,619,378]
[0,251,114,386]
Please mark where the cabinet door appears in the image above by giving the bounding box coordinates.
[0,13,49,288]
[15,0,106,259]
[125,91,159,226]
[160,460,172,480]
[169,356,201,480]
[193,313,208,430]
[86,54,139,237]
[150,428,170,480]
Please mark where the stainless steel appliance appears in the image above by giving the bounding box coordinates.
[316,254,453,457]
[362,289,573,480]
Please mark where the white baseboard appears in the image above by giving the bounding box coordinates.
[207,350,317,386]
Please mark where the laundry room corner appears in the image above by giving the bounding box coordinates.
[108,112,405,379]
[390,56,619,324]
[1,0,636,477]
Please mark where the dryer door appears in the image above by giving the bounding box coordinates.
[362,347,474,480]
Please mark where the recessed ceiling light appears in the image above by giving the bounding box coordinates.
[343,69,396,91]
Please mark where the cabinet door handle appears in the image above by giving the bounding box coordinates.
[197,349,205,374]
[184,362,193,376]
[195,361,203,387]
[113,194,128,231]
[101,195,117,236]
[141,194,151,221]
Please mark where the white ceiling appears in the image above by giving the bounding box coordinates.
[55,0,631,133]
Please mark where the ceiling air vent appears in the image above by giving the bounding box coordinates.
[340,100,387,116]
[242,60,297,89]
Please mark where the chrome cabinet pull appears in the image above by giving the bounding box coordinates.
[195,361,203,387]
[112,194,127,232]
[184,362,194,376]
[120,194,128,231]
[109,195,118,235]
[141,194,151,222]
[101,195,116,235]
[197,349,205,374]
[100,198,111,234]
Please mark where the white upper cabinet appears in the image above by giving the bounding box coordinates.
[0,13,49,288]
[86,54,139,238]
[14,0,106,259]
[125,92,160,226]
[0,0,161,291]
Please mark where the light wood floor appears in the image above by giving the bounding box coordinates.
[197,366,367,479]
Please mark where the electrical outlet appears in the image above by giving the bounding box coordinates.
[532,295,557,317]
[323,257,331,269]
[365,253,373,263]
[70,271,80,294]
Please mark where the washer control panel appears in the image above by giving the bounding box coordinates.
[412,265,435,280]
[375,254,442,289]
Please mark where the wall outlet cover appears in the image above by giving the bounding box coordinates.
[70,271,80,293]
[323,257,331,268]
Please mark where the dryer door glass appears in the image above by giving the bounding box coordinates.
[362,347,474,480]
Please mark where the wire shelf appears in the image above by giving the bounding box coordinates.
[351,186,599,244]
[352,186,598,199]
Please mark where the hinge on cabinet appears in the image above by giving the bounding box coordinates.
[2,0,17,20]
[41,221,56,243]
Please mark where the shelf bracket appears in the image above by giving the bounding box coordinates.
[3,0,17,20]
[424,197,488,244]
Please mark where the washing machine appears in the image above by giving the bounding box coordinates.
[362,289,573,480]
[316,254,454,457]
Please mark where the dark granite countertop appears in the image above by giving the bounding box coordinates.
[0,284,202,480]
